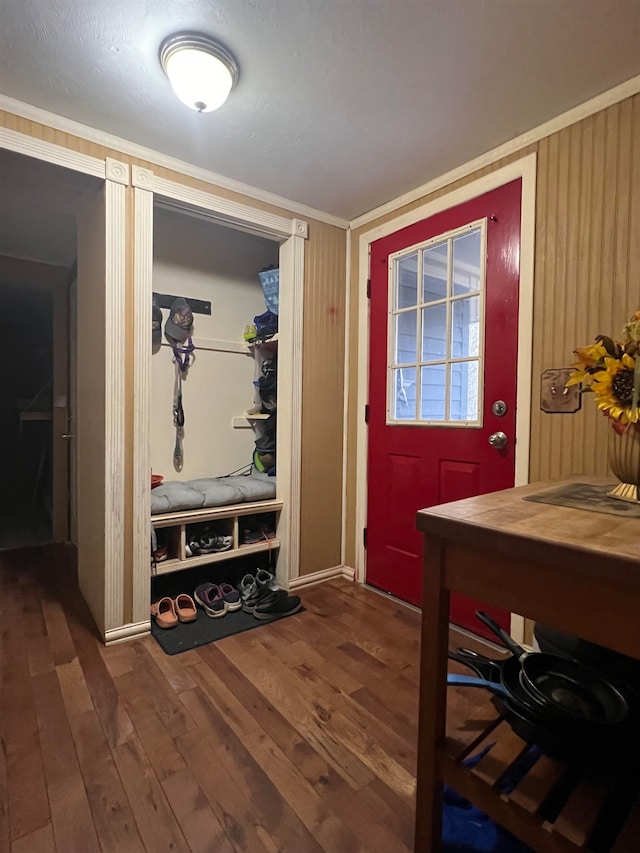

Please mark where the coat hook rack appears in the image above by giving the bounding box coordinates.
[153,292,211,315]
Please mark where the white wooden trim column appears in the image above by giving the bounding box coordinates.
[276,232,305,584]
[131,166,154,626]
[103,158,129,631]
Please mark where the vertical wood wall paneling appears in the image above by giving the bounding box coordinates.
[346,93,640,568]
[630,97,640,313]
[615,99,633,329]
[565,121,582,477]
[300,221,347,575]
[576,115,596,475]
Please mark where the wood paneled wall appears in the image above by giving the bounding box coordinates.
[1,110,347,603]
[346,93,640,568]
[531,97,640,481]
[300,221,346,575]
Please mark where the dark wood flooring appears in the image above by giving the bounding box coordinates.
[0,545,491,853]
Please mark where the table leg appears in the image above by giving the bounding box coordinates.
[415,534,450,852]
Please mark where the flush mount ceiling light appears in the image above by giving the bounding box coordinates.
[160,33,239,113]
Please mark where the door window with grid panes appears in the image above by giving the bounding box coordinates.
[388,222,486,425]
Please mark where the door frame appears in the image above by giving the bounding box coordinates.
[354,154,537,641]
[130,166,307,629]
[0,126,128,637]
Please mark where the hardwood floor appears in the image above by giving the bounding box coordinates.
[0,545,490,853]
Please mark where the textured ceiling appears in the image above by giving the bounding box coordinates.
[1,0,640,219]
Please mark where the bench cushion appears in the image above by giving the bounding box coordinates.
[151,472,276,515]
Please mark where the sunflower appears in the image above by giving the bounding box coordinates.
[570,312,640,426]
[566,343,607,387]
[591,354,639,424]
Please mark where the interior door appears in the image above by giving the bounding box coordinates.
[366,180,521,637]
[52,276,70,541]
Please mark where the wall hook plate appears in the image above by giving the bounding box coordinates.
[540,368,581,413]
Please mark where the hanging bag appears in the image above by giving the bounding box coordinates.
[164,298,194,470]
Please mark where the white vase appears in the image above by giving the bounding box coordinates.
[608,425,640,502]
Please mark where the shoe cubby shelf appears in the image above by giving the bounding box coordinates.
[151,499,282,577]
[232,413,270,429]
[250,334,278,351]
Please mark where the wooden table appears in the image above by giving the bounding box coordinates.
[415,476,640,852]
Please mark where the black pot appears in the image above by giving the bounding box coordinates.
[474,610,630,727]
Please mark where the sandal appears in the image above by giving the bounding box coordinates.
[174,593,197,623]
[150,596,178,629]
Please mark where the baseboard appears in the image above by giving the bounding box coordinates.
[289,565,355,590]
[104,620,151,645]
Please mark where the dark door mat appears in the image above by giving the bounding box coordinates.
[151,607,304,655]
[524,482,640,517]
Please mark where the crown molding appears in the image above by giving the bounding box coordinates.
[152,174,306,240]
[350,73,640,230]
[0,94,349,231]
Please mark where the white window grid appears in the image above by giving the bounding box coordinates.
[386,219,487,427]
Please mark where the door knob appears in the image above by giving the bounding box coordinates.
[488,431,508,449]
[61,433,75,439]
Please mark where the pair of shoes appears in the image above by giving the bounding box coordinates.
[239,569,278,612]
[253,589,302,622]
[186,534,233,556]
[150,594,197,629]
[194,582,241,618]
[185,524,233,557]
[200,534,233,553]
[241,523,276,545]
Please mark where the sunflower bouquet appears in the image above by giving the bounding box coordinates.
[567,311,640,433]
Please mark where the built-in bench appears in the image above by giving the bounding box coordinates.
[150,473,280,575]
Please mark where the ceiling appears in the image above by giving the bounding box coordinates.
[1,0,640,221]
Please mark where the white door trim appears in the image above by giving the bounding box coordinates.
[132,171,155,624]
[131,168,307,625]
[0,127,128,638]
[103,175,127,632]
[353,154,536,638]
[0,126,107,179]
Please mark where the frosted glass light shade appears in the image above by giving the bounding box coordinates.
[160,34,239,113]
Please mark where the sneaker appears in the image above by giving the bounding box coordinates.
[185,540,202,557]
[242,584,272,614]
[256,568,278,591]
[253,589,302,622]
[199,534,233,553]
[193,582,226,618]
[218,583,242,611]
[242,523,276,545]
[239,573,257,604]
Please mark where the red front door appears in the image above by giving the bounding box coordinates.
[366,180,521,638]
